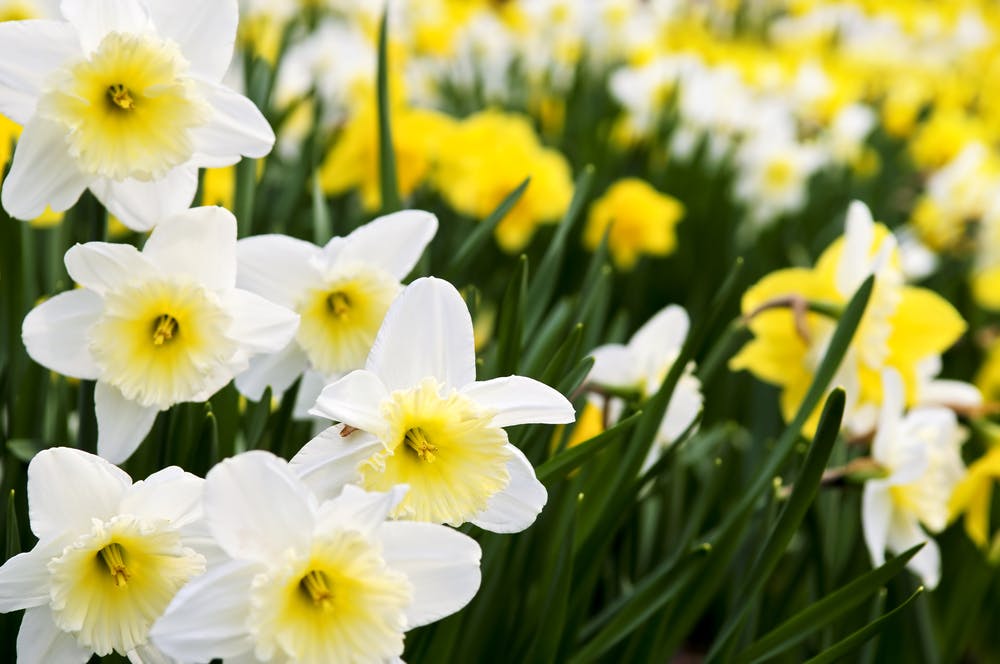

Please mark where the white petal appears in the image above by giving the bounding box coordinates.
[862,483,891,568]
[338,210,438,279]
[21,289,103,379]
[27,446,131,541]
[141,205,237,288]
[872,369,905,464]
[64,241,153,295]
[460,376,575,428]
[236,234,323,308]
[223,289,299,354]
[204,451,315,563]
[60,0,151,54]
[119,466,203,528]
[470,445,546,533]
[145,0,237,82]
[0,20,80,123]
[17,606,91,664]
[919,380,983,409]
[367,277,476,391]
[657,374,703,443]
[588,344,641,389]
[629,305,690,360]
[292,369,328,419]
[0,544,58,611]
[378,521,482,628]
[1,118,90,220]
[150,559,258,662]
[314,484,408,535]
[310,370,390,431]
[95,382,160,464]
[887,513,940,589]
[190,80,275,164]
[90,165,198,232]
[290,425,385,501]
[234,340,309,401]
[836,200,874,296]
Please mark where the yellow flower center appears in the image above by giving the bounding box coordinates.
[358,378,512,525]
[47,515,205,657]
[295,265,400,376]
[764,157,796,192]
[89,278,234,408]
[249,531,412,664]
[40,31,210,181]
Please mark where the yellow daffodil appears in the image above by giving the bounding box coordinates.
[950,444,1000,548]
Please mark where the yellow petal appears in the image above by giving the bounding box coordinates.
[887,286,966,366]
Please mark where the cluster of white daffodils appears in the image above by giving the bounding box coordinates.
[0,0,273,230]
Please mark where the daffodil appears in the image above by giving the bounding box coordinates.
[730,201,966,435]
[150,451,481,664]
[0,0,274,230]
[234,210,438,414]
[587,304,702,470]
[0,447,206,662]
[862,370,967,590]
[21,206,298,463]
[950,445,1000,549]
[291,277,576,532]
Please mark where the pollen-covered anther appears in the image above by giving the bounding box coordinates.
[404,427,438,463]
[326,291,351,319]
[299,570,335,611]
[151,314,179,346]
[107,84,135,111]
[98,542,130,588]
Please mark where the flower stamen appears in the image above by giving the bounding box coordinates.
[107,83,135,111]
[326,291,351,319]
[98,542,130,588]
[151,314,179,346]
[299,570,334,611]
[404,427,438,463]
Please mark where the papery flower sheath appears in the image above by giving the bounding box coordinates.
[0,0,273,229]
[291,277,576,532]
[0,447,206,663]
[234,209,438,413]
[151,451,481,664]
[21,206,299,463]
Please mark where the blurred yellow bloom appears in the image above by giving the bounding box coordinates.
[584,178,685,271]
[909,107,989,171]
[950,444,1000,548]
[564,401,605,450]
[976,337,1000,402]
[434,110,573,252]
[318,104,455,211]
[201,166,237,210]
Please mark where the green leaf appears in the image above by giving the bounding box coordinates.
[526,165,595,334]
[448,178,531,277]
[234,157,258,237]
[708,388,846,661]
[243,387,272,451]
[376,10,401,213]
[5,438,43,463]
[535,411,643,484]
[493,255,528,377]
[311,173,332,244]
[802,587,924,664]
[5,490,20,561]
[735,544,924,663]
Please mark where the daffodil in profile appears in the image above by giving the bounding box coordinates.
[0,0,274,229]
[291,277,576,532]
[21,206,299,463]
[862,370,967,589]
[233,210,438,412]
[0,447,206,662]
[150,451,482,664]
[731,200,966,434]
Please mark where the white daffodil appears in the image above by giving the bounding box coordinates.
[150,451,481,664]
[21,206,299,463]
[234,210,438,415]
[0,447,206,663]
[290,277,576,532]
[0,0,274,230]
[588,304,703,471]
[862,369,967,590]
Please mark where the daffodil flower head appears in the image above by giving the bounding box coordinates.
[21,206,299,463]
[233,210,438,410]
[730,200,966,435]
[0,447,206,661]
[588,304,703,470]
[0,0,275,230]
[292,276,577,532]
[150,451,482,664]
[862,369,967,590]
